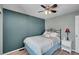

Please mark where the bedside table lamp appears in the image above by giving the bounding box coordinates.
[65,28,70,40]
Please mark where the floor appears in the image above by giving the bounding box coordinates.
[7,49,79,55]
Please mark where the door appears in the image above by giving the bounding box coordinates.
[75,16,79,53]
[0,8,3,54]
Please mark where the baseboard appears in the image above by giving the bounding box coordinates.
[3,47,24,55]
[71,49,79,53]
[72,49,75,52]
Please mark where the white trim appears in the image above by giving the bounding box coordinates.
[74,49,79,53]
[0,7,3,54]
[72,49,79,53]
[72,49,76,52]
[3,47,24,55]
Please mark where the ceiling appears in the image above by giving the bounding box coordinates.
[3,4,79,19]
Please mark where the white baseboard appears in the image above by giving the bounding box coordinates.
[72,49,75,52]
[71,49,79,53]
[73,50,79,53]
[3,47,24,55]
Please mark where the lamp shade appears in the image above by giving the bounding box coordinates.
[65,28,70,33]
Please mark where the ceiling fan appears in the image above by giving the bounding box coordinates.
[38,4,58,15]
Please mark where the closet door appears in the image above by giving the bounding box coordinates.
[75,16,79,53]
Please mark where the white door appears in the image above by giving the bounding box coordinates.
[0,8,3,54]
[75,16,79,53]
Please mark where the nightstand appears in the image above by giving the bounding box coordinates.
[61,39,71,53]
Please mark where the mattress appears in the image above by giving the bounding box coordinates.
[24,35,60,55]
[24,43,60,55]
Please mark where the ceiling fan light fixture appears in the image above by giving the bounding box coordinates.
[48,11,51,14]
[44,10,52,15]
[45,10,48,15]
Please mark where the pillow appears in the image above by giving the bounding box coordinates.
[43,31,58,38]
[43,31,51,38]
[44,33,50,38]
[43,31,49,35]
[50,32,58,37]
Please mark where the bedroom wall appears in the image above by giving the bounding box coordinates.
[3,9,45,53]
[45,11,79,50]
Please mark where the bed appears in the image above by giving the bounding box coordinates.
[24,29,61,55]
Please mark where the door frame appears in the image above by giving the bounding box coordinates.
[75,15,79,53]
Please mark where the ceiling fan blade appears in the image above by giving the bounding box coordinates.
[51,4,57,8]
[51,10,56,13]
[38,11,44,13]
[41,5,46,8]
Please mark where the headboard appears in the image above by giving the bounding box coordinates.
[46,28,61,34]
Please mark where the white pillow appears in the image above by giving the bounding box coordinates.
[50,32,58,37]
[43,31,51,38]
[44,33,50,38]
[43,31,58,38]
[43,31,49,35]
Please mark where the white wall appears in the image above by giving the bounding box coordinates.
[0,5,3,54]
[45,11,79,51]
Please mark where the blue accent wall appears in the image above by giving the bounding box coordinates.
[3,9,45,53]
